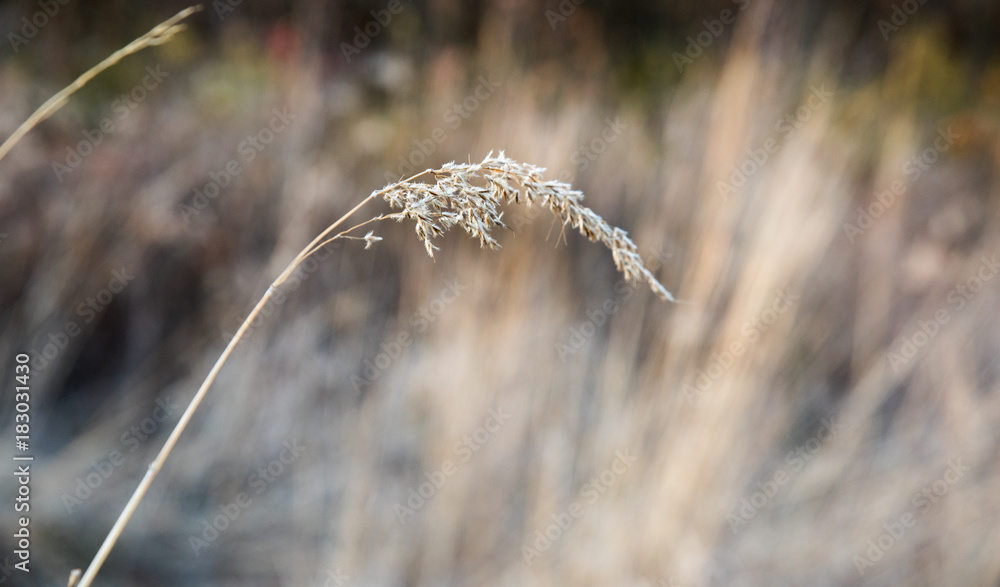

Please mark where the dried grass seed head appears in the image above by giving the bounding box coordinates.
[377,152,675,302]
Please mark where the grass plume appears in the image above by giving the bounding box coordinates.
[377,153,676,301]
[66,155,672,586]
[0,8,674,584]
[295,152,675,300]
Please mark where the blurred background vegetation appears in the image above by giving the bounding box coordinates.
[2,0,1000,585]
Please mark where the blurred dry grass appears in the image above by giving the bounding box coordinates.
[1,1,1000,586]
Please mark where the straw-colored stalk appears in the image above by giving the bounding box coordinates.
[0,6,203,165]
[0,5,202,583]
[69,153,673,585]
[0,5,675,583]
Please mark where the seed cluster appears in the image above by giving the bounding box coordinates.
[377,152,675,301]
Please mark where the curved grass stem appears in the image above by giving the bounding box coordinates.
[75,202,385,586]
[0,5,202,165]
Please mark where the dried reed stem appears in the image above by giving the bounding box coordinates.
[0,3,674,583]
[0,5,202,164]
[73,154,673,584]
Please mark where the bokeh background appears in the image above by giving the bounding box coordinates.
[2,0,1000,585]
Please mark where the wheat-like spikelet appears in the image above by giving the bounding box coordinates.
[376,151,675,301]
[62,149,676,586]
[62,148,675,585]
[0,3,675,581]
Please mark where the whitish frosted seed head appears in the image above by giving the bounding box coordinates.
[377,152,675,302]
[363,231,382,250]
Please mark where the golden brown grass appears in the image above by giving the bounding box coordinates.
[0,6,201,166]
[1,17,672,581]
[72,153,672,585]
[4,2,1000,586]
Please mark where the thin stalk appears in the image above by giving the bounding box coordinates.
[0,6,202,164]
[275,192,377,287]
[283,168,432,275]
[74,199,386,586]
[75,284,275,587]
[304,214,401,262]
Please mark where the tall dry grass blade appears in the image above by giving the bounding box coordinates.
[0,5,202,165]
[72,151,672,585]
